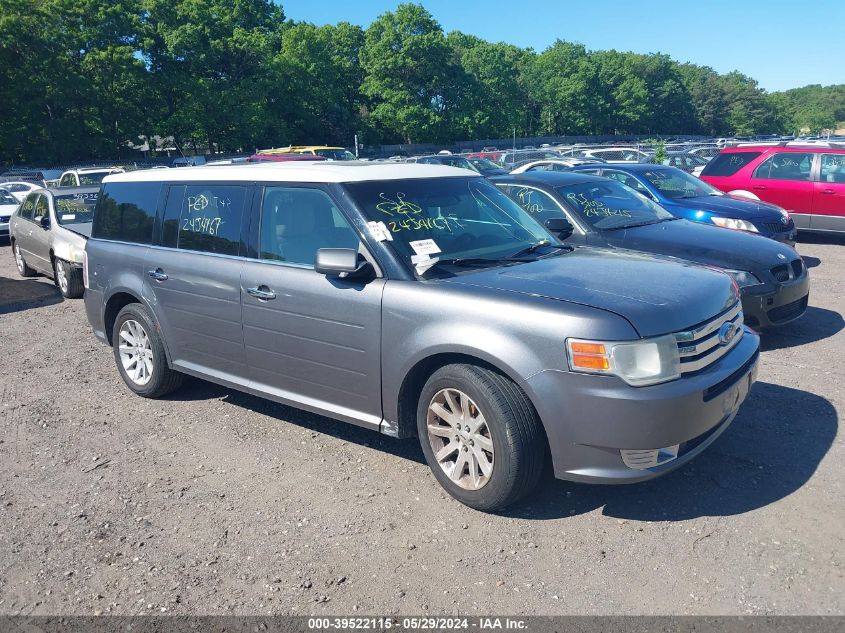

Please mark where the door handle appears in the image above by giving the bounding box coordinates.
[752,185,767,190]
[820,189,835,195]
[148,268,168,282]
[247,285,276,301]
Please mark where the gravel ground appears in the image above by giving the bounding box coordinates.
[0,236,843,617]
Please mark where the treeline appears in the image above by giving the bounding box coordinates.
[1,0,843,165]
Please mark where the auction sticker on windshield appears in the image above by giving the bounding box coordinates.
[408,239,442,256]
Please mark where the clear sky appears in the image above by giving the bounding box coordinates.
[277,0,844,92]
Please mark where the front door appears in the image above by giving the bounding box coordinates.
[748,151,815,216]
[143,183,250,386]
[811,153,845,230]
[241,186,385,429]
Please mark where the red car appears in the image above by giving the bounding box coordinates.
[700,143,845,233]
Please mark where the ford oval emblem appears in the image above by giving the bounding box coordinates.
[719,322,738,346]
[777,253,787,260]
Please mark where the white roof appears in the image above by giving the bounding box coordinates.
[103,161,481,185]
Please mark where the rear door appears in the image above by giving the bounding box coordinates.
[12,193,37,256]
[144,182,251,386]
[811,153,845,231]
[748,151,815,219]
[240,185,385,429]
[28,193,53,272]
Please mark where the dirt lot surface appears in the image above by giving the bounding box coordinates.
[0,236,843,617]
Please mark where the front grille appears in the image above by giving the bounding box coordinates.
[759,222,791,234]
[674,302,744,374]
[771,264,790,282]
[771,258,804,283]
[768,295,808,324]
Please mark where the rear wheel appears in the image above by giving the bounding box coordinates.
[417,364,545,511]
[54,258,83,298]
[13,242,36,277]
[112,303,183,398]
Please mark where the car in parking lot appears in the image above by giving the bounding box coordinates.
[510,157,606,173]
[700,143,845,233]
[494,170,809,329]
[655,151,710,175]
[465,157,509,177]
[580,147,653,163]
[0,180,41,202]
[0,188,19,239]
[9,187,99,298]
[82,162,759,511]
[58,167,124,187]
[568,163,797,244]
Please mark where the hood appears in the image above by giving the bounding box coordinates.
[0,204,18,215]
[440,247,737,338]
[63,222,92,238]
[663,194,785,221]
[599,219,798,274]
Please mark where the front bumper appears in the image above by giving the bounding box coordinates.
[524,329,760,483]
[741,274,810,328]
[0,221,8,237]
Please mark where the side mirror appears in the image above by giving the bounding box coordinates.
[544,217,574,241]
[39,215,50,229]
[315,248,374,280]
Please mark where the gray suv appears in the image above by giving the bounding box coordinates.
[83,163,760,511]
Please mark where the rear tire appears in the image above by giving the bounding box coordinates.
[54,258,83,298]
[112,303,183,398]
[13,242,36,277]
[417,363,545,511]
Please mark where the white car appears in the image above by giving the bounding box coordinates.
[0,188,20,239]
[0,180,40,202]
[58,167,124,187]
[510,158,606,174]
[580,148,653,163]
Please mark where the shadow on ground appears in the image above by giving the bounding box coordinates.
[505,381,836,521]
[0,276,63,314]
[170,378,835,522]
[760,306,844,351]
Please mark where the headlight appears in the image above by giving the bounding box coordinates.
[566,335,681,387]
[68,243,85,263]
[710,216,759,232]
[777,207,791,223]
[724,269,761,288]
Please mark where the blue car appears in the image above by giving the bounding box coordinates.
[566,163,797,245]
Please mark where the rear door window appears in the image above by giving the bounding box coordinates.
[819,154,845,183]
[161,184,246,256]
[93,182,162,244]
[19,194,37,220]
[33,195,49,224]
[753,152,813,182]
[700,152,762,177]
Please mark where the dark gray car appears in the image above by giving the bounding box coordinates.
[83,163,759,511]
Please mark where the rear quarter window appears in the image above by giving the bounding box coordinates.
[93,182,161,244]
[700,152,762,177]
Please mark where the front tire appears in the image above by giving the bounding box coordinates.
[54,258,83,298]
[417,364,545,511]
[13,242,37,277]
[112,303,183,398]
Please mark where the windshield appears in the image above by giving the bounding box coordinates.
[78,171,113,185]
[0,189,17,205]
[557,180,674,230]
[54,192,98,224]
[469,158,502,171]
[640,168,722,199]
[345,177,556,276]
[315,149,356,160]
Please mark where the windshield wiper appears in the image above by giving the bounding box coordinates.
[508,240,572,259]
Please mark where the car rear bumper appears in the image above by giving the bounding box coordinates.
[524,330,760,483]
[741,274,810,328]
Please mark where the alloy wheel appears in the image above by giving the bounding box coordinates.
[426,388,494,490]
[56,260,68,293]
[118,319,154,386]
[14,244,24,273]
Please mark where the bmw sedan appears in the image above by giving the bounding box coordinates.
[568,164,797,245]
[493,171,809,329]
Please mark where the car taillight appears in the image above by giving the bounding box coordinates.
[82,250,89,289]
